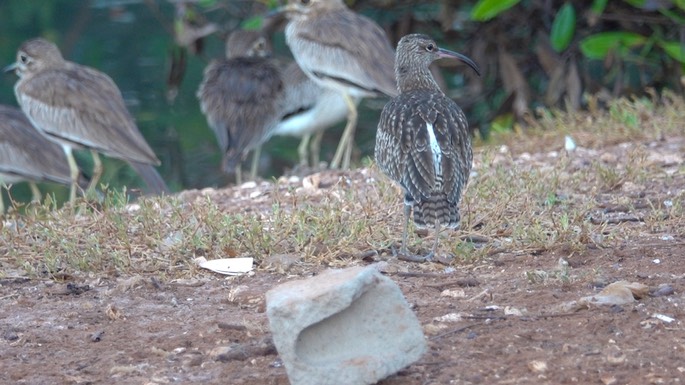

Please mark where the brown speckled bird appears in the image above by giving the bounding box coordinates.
[281,0,397,170]
[375,34,481,261]
[197,30,284,184]
[4,38,168,202]
[0,105,74,212]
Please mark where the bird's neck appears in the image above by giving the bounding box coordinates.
[396,65,442,94]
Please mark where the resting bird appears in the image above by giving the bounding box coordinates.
[280,0,397,170]
[197,30,284,184]
[4,38,168,202]
[0,105,76,212]
[272,61,360,167]
[375,34,481,261]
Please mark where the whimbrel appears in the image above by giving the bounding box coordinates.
[375,34,481,261]
[197,29,284,184]
[273,61,360,167]
[281,0,397,170]
[0,105,74,212]
[4,38,168,202]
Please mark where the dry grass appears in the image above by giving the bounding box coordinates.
[1,93,684,280]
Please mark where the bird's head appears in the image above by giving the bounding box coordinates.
[226,30,272,59]
[396,34,481,77]
[3,38,65,78]
[280,0,346,20]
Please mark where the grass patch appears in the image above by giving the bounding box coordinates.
[2,94,684,279]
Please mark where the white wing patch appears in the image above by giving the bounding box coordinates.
[425,122,443,182]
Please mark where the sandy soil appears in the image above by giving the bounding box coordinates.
[1,135,684,385]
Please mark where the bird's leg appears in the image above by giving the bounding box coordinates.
[249,146,262,180]
[0,182,5,214]
[330,93,358,170]
[234,165,243,185]
[87,150,103,196]
[394,203,428,262]
[310,130,324,166]
[29,182,42,204]
[63,145,79,203]
[297,134,311,166]
[341,94,359,170]
[423,218,441,262]
[400,202,411,255]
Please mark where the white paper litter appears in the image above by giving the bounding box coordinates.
[195,257,253,275]
[652,313,676,323]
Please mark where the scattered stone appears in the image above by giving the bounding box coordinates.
[504,306,523,316]
[90,330,105,342]
[264,253,302,272]
[579,281,648,307]
[605,346,626,365]
[2,329,19,342]
[423,323,448,335]
[266,265,426,385]
[600,373,618,385]
[433,313,463,323]
[440,288,466,298]
[181,352,203,367]
[528,360,547,373]
[651,284,674,297]
[209,337,275,362]
[217,322,247,331]
[105,304,123,320]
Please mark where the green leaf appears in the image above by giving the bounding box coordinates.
[659,7,685,24]
[591,0,608,14]
[659,41,685,63]
[623,0,646,7]
[676,0,685,11]
[471,0,521,21]
[550,3,576,52]
[198,0,216,8]
[240,15,263,30]
[579,32,647,60]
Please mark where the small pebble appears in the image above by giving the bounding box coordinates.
[651,284,674,297]
[3,329,19,341]
[90,330,105,342]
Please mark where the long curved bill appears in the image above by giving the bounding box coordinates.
[3,63,18,73]
[437,48,481,77]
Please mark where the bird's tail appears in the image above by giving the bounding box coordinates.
[413,195,460,230]
[129,162,169,195]
[221,153,241,175]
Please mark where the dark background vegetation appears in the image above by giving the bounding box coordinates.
[1,0,684,199]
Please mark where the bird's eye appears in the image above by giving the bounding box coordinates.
[426,44,435,52]
[19,54,28,63]
[300,0,310,5]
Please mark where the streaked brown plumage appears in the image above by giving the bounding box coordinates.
[0,105,74,212]
[272,61,359,167]
[4,38,168,201]
[375,34,481,260]
[282,0,397,170]
[197,30,284,183]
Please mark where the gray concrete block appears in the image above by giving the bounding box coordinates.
[266,265,426,385]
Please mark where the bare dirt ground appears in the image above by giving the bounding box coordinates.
[1,130,684,384]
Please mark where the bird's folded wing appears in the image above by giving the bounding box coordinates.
[293,11,397,97]
[18,67,159,165]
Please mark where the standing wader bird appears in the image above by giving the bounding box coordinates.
[375,34,481,261]
[4,38,168,202]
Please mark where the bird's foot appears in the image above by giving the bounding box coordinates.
[432,253,455,266]
[392,245,431,263]
[393,247,453,264]
[397,253,429,263]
